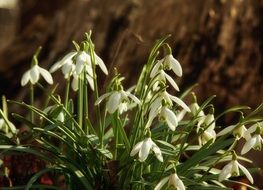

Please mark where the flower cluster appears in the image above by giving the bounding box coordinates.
[0,35,262,190]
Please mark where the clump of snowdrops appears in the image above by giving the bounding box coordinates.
[0,32,262,190]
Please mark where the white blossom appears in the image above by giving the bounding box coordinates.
[217,124,251,140]
[130,137,163,162]
[219,160,253,184]
[0,117,17,137]
[146,91,190,129]
[199,127,216,145]
[154,173,185,190]
[241,134,263,155]
[150,54,182,78]
[49,51,77,78]
[21,65,53,86]
[95,90,140,114]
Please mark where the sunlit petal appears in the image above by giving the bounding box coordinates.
[21,70,31,86]
[106,92,121,113]
[30,65,40,84]
[241,136,256,155]
[38,67,53,84]
[130,141,143,156]
[154,177,169,190]
[238,162,254,184]
[95,53,108,75]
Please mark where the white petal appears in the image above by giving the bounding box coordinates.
[169,95,190,112]
[168,55,182,77]
[61,61,74,76]
[126,92,141,105]
[8,121,17,134]
[151,142,163,162]
[219,162,232,181]
[177,109,187,122]
[95,92,111,105]
[76,51,90,74]
[150,60,162,78]
[154,177,169,190]
[106,92,121,113]
[217,125,236,137]
[30,65,40,84]
[38,67,53,84]
[130,141,143,156]
[139,138,152,162]
[49,52,77,73]
[204,114,215,129]
[163,71,180,91]
[21,70,31,86]
[238,162,254,184]
[241,136,256,155]
[163,107,178,131]
[175,178,185,190]
[71,75,79,91]
[95,53,108,75]
[86,74,94,91]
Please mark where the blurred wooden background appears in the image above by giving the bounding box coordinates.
[0,0,262,187]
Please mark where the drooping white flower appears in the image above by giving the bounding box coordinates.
[130,137,163,162]
[159,107,179,131]
[21,64,53,86]
[95,90,140,114]
[75,51,91,75]
[75,51,108,75]
[150,54,182,78]
[146,91,190,129]
[199,127,216,145]
[241,134,263,155]
[0,117,17,137]
[219,160,253,184]
[154,173,185,190]
[217,124,251,140]
[163,54,182,77]
[49,51,77,77]
[189,102,205,119]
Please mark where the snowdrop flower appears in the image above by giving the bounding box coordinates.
[95,90,140,114]
[153,70,180,91]
[190,102,205,119]
[196,112,215,134]
[154,173,185,190]
[75,51,108,75]
[217,124,251,140]
[49,51,77,78]
[241,134,263,155]
[151,54,182,78]
[146,91,190,129]
[199,127,216,145]
[75,51,91,74]
[21,64,53,86]
[130,137,163,162]
[219,160,253,184]
[0,118,17,136]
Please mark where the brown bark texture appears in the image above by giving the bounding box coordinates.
[0,0,263,187]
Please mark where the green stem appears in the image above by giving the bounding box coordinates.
[30,84,34,122]
[83,72,89,134]
[77,73,84,129]
[88,38,103,147]
[64,78,70,110]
